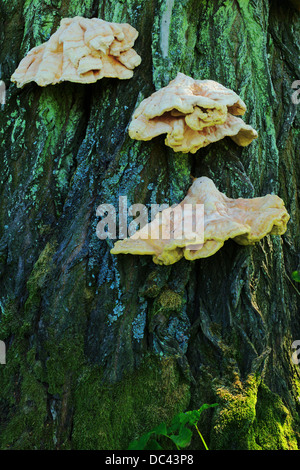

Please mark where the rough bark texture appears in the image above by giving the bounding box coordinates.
[0,0,299,450]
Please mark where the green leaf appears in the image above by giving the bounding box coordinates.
[183,409,201,425]
[128,404,219,450]
[292,271,300,282]
[128,431,153,450]
[169,427,193,448]
[145,439,164,450]
[153,422,168,437]
[198,403,219,413]
[169,412,190,432]
[169,404,218,432]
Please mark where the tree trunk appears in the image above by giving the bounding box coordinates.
[0,0,299,451]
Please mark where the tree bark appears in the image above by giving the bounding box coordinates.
[0,0,299,450]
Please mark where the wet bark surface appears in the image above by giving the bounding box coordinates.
[0,0,299,450]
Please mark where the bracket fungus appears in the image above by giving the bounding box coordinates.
[11,16,141,87]
[110,177,290,265]
[128,73,258,153]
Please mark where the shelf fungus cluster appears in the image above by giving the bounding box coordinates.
[111,177,290,265]
[11,16,141,87]
[128,73,258,153]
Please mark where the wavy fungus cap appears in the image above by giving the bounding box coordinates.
[128,73,257,153]
[110,177,290,265]
[11,16,141,87]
